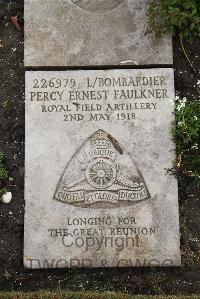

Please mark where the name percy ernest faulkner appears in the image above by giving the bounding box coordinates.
[29,75,169,102]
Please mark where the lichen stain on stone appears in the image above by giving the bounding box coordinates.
[107,134,124,155]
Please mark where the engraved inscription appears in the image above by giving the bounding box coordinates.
[54,129,150,208]
[24,69,181,269]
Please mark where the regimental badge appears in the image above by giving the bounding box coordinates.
[54,130,151,208]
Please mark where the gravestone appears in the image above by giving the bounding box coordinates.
[24,69,181,268]
[24,0,173,66]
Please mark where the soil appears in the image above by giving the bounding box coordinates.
[0,0,200,295]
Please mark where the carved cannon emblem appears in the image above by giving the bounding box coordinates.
[54,130,151,208]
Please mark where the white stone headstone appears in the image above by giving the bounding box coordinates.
[24,0,173,67]
[24,68,181,268]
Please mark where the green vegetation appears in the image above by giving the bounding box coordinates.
[0,152,8,197]
[148,0,200,39]
[0,292,199,299]
[170,98,200,184]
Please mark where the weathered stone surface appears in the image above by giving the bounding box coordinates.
[24,68,181,268]
[24,0,173,67]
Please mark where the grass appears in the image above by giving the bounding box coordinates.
[0,291,200,299]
